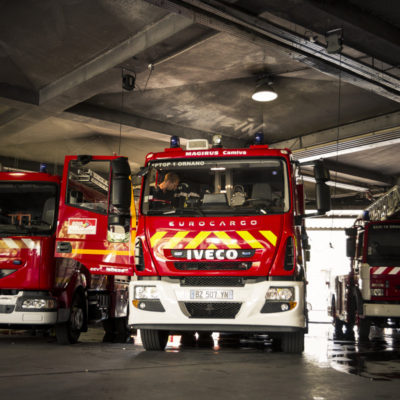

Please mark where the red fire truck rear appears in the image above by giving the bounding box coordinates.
[0,155,134,344]
[331,185,400,341]
[129,134,331,353]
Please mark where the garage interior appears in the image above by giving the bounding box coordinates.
[1,1,400,399]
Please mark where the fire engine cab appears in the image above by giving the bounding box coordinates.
[129,134,331,353]
[331,185,400,341]
[0,155,134,344]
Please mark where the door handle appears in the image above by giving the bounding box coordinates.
[56,241,72,253]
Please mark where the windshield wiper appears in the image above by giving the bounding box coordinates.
[231,206,268,215]
[175,207,205,217]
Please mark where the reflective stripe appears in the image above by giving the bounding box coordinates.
[259,230,277,247]
[21,238,37,250]
[185,231,211,249]
[150,231,167,248]
[389,267,400,275]
[164,231,189,249]
[2,238,19,249]
[214,231,240,249]
[373,267,388,275]
[149,229,277,250]
[236,231,264,249]
[71,249,131,256]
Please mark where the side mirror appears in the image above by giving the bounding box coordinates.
[345,227,357,237]
[109,158,131,234]
[314,160,331,214]
[315,182,331,214]
[346,237,356,258]
[110,157,131,212]
[314,160,330,181]
[137,166,149,177]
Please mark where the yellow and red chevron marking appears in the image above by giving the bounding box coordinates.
[371,266,400,275]
[150,230,277,250]
[0,238,40,250]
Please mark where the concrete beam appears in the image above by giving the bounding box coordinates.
[39,13,194,104]
[0,83,39,105]
[303,0,400,66]
[0,14,194,139]
[145,0,400,102]
[64,103,245,148]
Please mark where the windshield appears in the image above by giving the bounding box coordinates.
[142,157,290,216]
[0,182,58,236]
[367,224,400,266]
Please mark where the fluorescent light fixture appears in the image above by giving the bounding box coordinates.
[302,175,368,192]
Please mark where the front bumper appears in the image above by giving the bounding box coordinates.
[364,302,400,318]
[129,279,306,333]
[0,292,57,327]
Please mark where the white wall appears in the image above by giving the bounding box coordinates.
[305,217,355,321]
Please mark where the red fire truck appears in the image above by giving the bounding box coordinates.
[0,155,135,344]
[331,185,400,341]
[129,134,331,353]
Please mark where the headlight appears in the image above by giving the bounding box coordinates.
[371,288,384,296]
[134,285,159,299]
[21,298,57,309]
[265,287,294,301]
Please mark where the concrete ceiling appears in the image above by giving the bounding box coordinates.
[0,0,399,209]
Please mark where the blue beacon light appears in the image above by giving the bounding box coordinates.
[40,163,48,173]
[254,132,264,145]
[170,135,180,148]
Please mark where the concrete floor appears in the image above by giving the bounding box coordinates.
[1,324,399,400]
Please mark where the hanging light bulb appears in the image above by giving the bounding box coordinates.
[252,78,278,102]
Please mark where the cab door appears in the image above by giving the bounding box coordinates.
[55,155,134,276]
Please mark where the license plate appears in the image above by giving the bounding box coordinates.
[190,289,234,300]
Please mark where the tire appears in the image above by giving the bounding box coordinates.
[140,329,169,351]
[180,332,197,347]
[102,318,116,343]
[347,295,370,342]
[281,331,304,353]
[103,317,133,343]
[358,318,371,342]
[334,317,345,340]
[197,331,214,347]
[56,293,85,345]
[331,296,345,339]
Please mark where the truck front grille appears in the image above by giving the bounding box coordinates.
[174,262,251,271]
[180,276,245,287]
[183,302,242,319]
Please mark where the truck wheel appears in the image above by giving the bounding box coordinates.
[140,329,169,351]
[180,332,197,347]
[103,317,133,343]
[197,331,214,347]
[331,296,345,339]
[334,317,345,339]
[357,318,371,342]
[56,293,85,345]
[281,331,304,353]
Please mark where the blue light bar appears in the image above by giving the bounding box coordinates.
[40,163,48,173]
[170,135,180,148]
[254,132,264,145]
